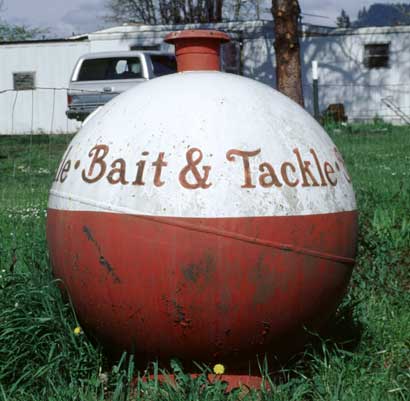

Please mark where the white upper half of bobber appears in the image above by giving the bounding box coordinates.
[49,71,356,218]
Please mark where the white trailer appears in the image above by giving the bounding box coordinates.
[1,21,409,134]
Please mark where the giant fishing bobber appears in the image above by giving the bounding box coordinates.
[47,30,357,383]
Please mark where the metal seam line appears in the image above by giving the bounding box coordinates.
[50,190,356,265]
[139,215,356,265]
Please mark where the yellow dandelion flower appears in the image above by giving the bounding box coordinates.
[213,363,225,375]
[73,326,82,335]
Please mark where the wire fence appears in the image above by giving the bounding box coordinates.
[303,82,410,124]
[0,87,78,137]
[1,82,410,136]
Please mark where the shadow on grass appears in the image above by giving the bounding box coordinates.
[316,301,364,353]
[271,300,364,384]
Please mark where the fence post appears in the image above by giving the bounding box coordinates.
[312,60,320,121]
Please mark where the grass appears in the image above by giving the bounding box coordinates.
[0,124,410,400]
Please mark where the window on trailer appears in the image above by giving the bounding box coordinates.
[364,43,390,69]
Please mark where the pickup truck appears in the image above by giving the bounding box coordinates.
[66,51,177,121]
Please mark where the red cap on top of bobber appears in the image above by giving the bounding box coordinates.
[165,29,230,72]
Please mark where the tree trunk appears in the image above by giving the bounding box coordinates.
[272,0,304,106]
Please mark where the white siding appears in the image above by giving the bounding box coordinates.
[301,29,410,122]
[0,41,90,134]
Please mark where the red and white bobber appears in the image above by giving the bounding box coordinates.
[47,30,357,384]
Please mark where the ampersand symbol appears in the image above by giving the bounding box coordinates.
[179,148,212,189]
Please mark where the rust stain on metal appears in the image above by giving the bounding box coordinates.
[82,225,121,283]
[163,297,192,328]
[182,264,201,282]
[259,321,271,344]
[250,321,272,346]
[251,255,277,305]
[181,251,216,284]
[173,300,186,323]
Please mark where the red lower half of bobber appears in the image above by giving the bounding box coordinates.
[47,209,357,369]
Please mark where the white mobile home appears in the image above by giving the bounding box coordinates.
[0,38,91,134]
[1,21,409,134]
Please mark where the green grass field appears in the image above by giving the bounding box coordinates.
[0,124,409,400]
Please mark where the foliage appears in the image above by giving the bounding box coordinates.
[104,0,263,25]
[336,3,410,29]
[336,9,351,28]
[353,3,410,27]
[0,126,410,399]
[0,21,45,41]
[106,0,223,25]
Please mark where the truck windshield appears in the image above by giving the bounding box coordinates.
[77,57,143,81]
[150,55,177,77]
